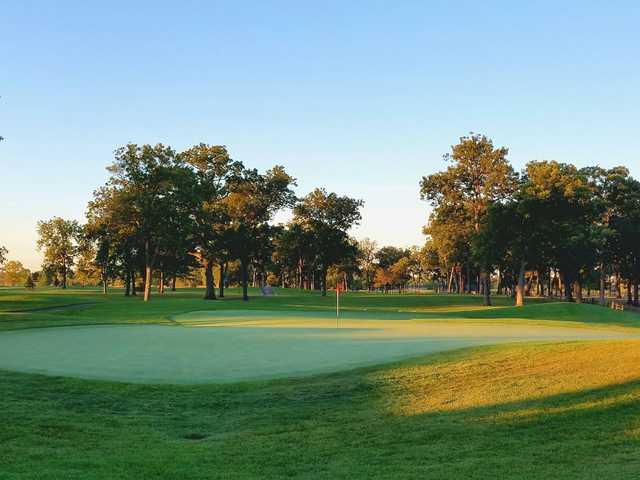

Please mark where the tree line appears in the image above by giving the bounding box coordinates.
[31,143,364,301]
[6,134,639,308]
[421,133,640,307]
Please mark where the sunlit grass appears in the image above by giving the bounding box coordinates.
[378,340,640,416]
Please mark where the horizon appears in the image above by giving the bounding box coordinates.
[2,1,640,270]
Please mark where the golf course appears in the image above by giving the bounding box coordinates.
[2,287,640,478]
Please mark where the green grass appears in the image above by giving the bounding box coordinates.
[1,287,640,478]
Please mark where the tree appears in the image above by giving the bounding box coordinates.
[104,143,192,301]
[609,175,640,305]
[475,194,543,306]
[36,217,82,289]
[180,144,241,300]
[75,240,102,287]
[417,241,444,291]
[579,166,631,305]
[1,260,31,286]
[389,257,412,291]
[292,188,363,296]
[224,165,296,300]
[521,161,597,302]
[357,238,378,290]
[375,246,409,270]
[0,246,7,268]
[421,133,517,305]
[24,274,35,289]
[87,185,141,296]
[424,209,472,293]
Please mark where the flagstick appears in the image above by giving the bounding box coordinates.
[336,286,339,328]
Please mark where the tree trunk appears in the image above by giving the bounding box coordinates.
[447,266,455,293]
[131,270,137,296]
[125,271,131,296]
[599,263,606,306]
[575,280,582,304]
[102,270,108,295]
[482,271,491,306]
[562,274,572,302]
[241,258,249,301]
[634,283,639,307]
[321,268,328,296]
[61,262,67,289]
[143,265,152,302]
[627,280,633,304]
[616,273,622,299]
[219,263,225,298]
[204,261,216,300]
[159,270,165,295]
[171,275,177,292]
[515,262,526,307]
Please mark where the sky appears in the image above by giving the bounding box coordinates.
[1,1,640,270]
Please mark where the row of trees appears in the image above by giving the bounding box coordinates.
[24,135,640,308]
[35,144,364,301]
[421,133,640,306]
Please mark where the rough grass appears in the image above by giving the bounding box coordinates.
[1,288,640,478]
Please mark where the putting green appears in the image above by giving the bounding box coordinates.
[0,310,636,384]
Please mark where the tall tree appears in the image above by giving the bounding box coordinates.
[36,217,81,289]
[357,238,378,290]
[224,165,296,300]
[421,133,517,305]
[87,185,140,296]
[521,161,596,302]
[292,188,363,296]
[180,144,241,300]
[104,143,191,301]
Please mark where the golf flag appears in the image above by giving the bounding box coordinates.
[336,282,344,327]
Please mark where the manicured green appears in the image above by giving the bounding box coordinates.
[1,310,634,384]
[1,288,640,478]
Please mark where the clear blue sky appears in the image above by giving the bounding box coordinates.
[2,1,640,270]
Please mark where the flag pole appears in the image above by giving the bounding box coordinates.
[336,285,339,328]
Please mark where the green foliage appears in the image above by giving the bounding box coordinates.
[36,217,82,289]
[421,134,517,303]
[289,188,363,295]
[0,260,31,287]
[24,274,35,289]
[0,245,7,267]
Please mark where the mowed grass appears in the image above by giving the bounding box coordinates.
[2,341,640,478]
[2,286,639,330]
[2,288,640,478]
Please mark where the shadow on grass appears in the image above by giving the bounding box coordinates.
[2,343,640,479]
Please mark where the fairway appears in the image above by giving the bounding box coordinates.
[0,309,636,384]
